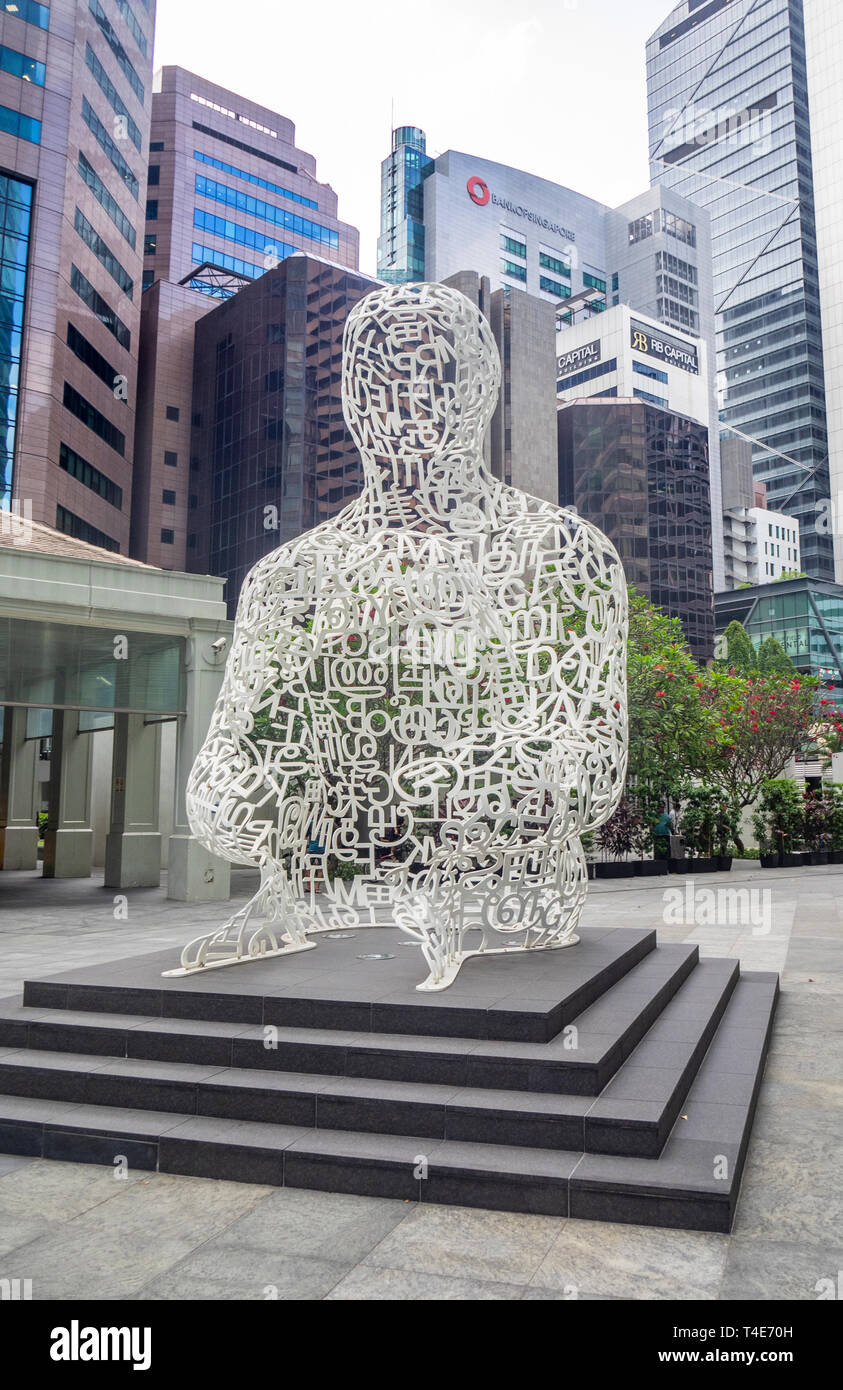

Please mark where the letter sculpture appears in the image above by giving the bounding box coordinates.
[167,282,628,990]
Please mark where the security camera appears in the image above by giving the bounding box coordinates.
[211,636,227,654]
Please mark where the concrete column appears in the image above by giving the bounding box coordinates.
[0,706,39,870]
[43,710,94,878]
[167,631,231,902]
[104,714,162,889]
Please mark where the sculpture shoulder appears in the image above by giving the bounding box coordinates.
[235,520,346,618]
[497,490,624,575]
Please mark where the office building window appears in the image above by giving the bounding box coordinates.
[0,174,32,506]
[164,450,178,467]
[191,120,298,175]
[59,442,122,509]
[192,241,260,280]
[146,199,158,220]
[629,213,656,244]
[74,208,134,299]
[1,1,49,29]
[500,258,527,283]
[539,276,569,298]
[160,528,174,544]
[66,323,123,395]
[662,210,696,247]
[56,505,120,552]
[634,387,668,406]
[0,44,45,84]
[0,105,41,144]
[539,251,571,279]
[84,44,142,152]
[142,270,154,291]
[82,97,138,200]
[162,489,176,505]
[63,382,125,456]
[88,1,145,104]
[149,140,164,151]
[583,273,607,293]
[165,405,179,421]
[148,164,160,186]
[187,534,197,549]
[500,234,526,258]
[70,266,131,351]
[194,178,338,248]
[78,154,136,251]
[144,234,156,255]
[633,359,669,385]
[193,149,317,209]
[611,272,619,292]
[113,0,148,58]
[557,358,618,391]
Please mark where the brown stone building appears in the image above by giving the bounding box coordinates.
[1,0,156,552]
[131,67,361,571]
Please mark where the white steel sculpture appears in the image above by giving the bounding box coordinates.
[166,282,628,991]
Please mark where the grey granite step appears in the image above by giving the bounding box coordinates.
[0,969,778,1232]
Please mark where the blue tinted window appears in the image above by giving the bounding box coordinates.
[194,176,338,248]
[78,154,136,250]
[0,105,41,144]
[2,1,49,29]
[0,174,32,505]
[0,45,45,84]
[85,43,142,152]
[82,98,138,200]
[194,150,317,210]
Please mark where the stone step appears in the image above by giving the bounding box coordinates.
[0,956,736,1157]
[0,943,702,1098]
[20,927,656,1045]
[0,971,779,1232]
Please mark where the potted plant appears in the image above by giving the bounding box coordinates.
[596,796,644,877]
[752,779,807,867]
[803,785,833,865]
[671,787,720,873]
[827,784,843,864]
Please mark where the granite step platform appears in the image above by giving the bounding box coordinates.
[0,941,703,1097]
[0,957,736,1157]
[0,973,779,1231]
[20,927,656,1044]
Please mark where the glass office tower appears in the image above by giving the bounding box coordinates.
[647,0,832,580]
[376,126,433,284]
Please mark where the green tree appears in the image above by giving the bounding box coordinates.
[716,620,757,675]
[757,635,795,675]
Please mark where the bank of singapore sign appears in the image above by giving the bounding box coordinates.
[467,175,576,244]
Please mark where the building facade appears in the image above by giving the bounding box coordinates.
[803,0,843,579]
[715,575,843,703]
[1,0,156,553]
[647,0,833,582]
[131,66,361,569]
[377,135,724,586]
[189,253,379,611]
[558,396,714,659]
[376,125,433,284]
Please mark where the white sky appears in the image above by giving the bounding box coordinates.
[153,0,676,278]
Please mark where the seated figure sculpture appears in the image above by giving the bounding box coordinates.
[167,282,628,991]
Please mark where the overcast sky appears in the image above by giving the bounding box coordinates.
[153,0,676,277]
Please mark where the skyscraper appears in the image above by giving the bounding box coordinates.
[131,67,361,570]
[376,125,432,284]
[1,0,156,553]
[647,0,833,582]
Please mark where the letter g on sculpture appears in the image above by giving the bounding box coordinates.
[167,281,628,990]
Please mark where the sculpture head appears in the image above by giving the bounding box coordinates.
[342,283,501,476]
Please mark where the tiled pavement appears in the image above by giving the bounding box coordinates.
[0,860,839,1300]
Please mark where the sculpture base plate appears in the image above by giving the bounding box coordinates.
[415,934,580,992]
[162,939,318,979]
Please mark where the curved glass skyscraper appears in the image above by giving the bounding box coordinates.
[377,126,433,284]
[647,0,833,580]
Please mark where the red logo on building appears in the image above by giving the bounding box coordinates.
[467,176,490,206]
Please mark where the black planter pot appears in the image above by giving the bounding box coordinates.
[638,859,669,876]
[669,856,718,874]
[716,855,733,872]
[595,861,637,879]
[809,851,830,866]
[829,850,843,864]
[781,851,810,867]
[759,852,781,869]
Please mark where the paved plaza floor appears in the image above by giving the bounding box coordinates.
[0,860,839,1300]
